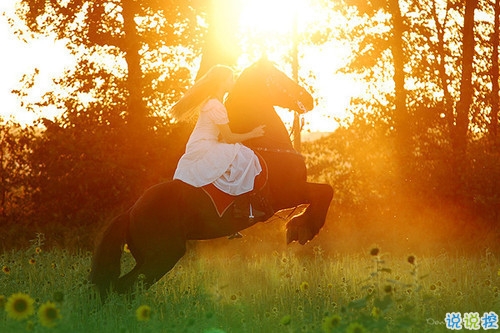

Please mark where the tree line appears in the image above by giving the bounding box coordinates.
[1,0,499,250]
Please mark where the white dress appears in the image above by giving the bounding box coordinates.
[173,98,262,195]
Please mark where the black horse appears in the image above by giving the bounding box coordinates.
[89,59,333,299]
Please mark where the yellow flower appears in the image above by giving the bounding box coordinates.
[2,265,10,275]
[322,315,341,332]
[124,243,130,253]
[136,305,151,322]
[35,247,42,254]
[346,322,367,333]
[299,281,309,292]
[5,293,35,320]
[29,258,36,265]
[38,302,61,328]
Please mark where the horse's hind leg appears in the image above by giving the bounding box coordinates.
[116,240,186,293]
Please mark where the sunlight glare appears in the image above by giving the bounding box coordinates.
[237,0,319,49]
[232,0,360,133]
[239,0,298,36]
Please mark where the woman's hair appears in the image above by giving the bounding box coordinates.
[170,65,234,122]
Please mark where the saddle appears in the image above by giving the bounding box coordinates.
[202,153,268,217]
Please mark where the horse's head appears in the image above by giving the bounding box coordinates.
[226,59,314,149]
[229,58,314,113]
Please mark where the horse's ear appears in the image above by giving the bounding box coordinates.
[257,54,272,67]
[257,54,273,70]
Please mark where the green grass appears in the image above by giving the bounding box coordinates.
[0,234,499,333]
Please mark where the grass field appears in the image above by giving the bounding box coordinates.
[1,233,499,333]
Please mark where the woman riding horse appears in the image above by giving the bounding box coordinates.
[89,59,333,300]
[171,65,273,221]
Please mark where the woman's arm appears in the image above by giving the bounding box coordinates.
[218,123,265,144]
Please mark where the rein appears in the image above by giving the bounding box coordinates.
[252,146,304,158]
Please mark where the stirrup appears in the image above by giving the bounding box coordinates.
[233,199,259,219]
[249,193,274,219]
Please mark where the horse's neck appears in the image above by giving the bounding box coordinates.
[230,104,294,150]
[258,113,294,150]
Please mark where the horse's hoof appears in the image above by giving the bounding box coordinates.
[286,226,298,244]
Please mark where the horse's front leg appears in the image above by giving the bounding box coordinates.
[286,182,333,244]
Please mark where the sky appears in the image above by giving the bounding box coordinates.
[1,1,75,124]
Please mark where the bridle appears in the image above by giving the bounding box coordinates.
[243,63,309,158]
[264,67,309,114]
[263,65,309,145]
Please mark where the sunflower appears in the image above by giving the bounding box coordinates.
[38,301,61,328]
[135,305,151,322]
[5,293,35,320]
[346,322,367,333]
[2,265,10,275]
[299,281,309,292]
[322,315,341,332]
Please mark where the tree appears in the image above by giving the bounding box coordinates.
[455,0,478,155]
[0,120,35,222]
[488,0,499,140]
[387,0,410,154]
[8,0,205,233]
[334,0,500,216]
[16,0,202,127]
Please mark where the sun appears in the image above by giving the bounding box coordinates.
[235,0,319,55]
[238,0,303,36]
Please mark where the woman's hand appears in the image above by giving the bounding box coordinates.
[218,123,266,143]
[250,125,266,139]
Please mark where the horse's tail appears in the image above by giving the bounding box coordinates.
[89,209,130,300]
